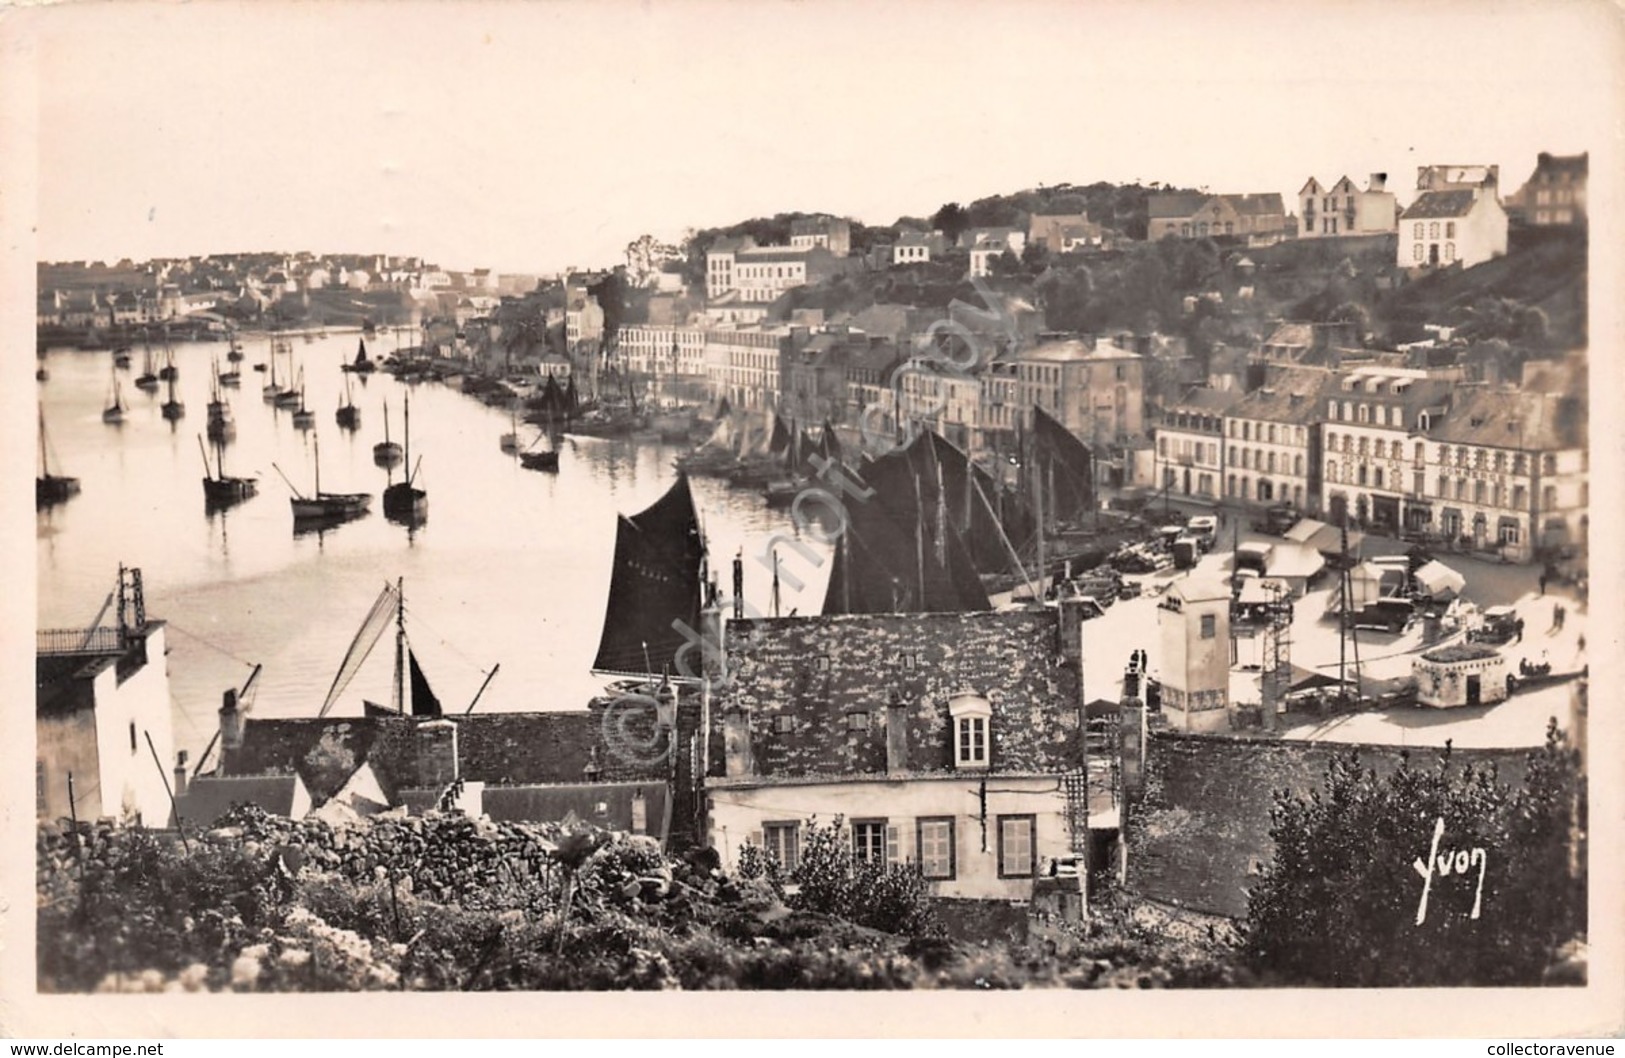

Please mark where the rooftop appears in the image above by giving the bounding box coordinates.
[1399,190,1482,221]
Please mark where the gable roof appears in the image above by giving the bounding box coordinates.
[174,774,307,828]
[1426,386,1586,451]
[1147,193,1210,219]
[1399,190,1481,220]
[221,709,671,806]
[713,610,1080,781]
[1298,177,1324,195]
[1222,193,1286,216]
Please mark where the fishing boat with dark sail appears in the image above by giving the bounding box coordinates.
[225,329,244,363]
[341,337,376,375]
[157,343,179,382]
[382,391,427,525]
[591,473,707,683]
[373,399,404,467]
[36,411,80,510]
[274,431,371,527]
[199,434,257,508]
[261,337,289,403]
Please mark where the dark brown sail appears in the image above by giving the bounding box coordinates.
[591,475,706,678]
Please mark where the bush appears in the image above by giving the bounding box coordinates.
[786,818,941,938]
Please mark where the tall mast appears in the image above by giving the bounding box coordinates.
[314,431,322,497]
[403,392,412,484]
[394,576,406,715]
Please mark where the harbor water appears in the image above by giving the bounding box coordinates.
[35,332,833,765]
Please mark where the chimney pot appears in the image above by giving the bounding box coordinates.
[414,718,460,789]
[885,693,910,774]
[723,704,754,778]
[219,688,244,751]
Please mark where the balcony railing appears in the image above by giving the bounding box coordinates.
[37,626,124,656]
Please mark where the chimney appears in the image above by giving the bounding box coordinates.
[700,598,727,683]
[1369,172,1387,193]
[173,750,189,799]
[885,690,909,774]
[219,688,244,751]
[414,718,460,789]
[1056,591,1086,669]
[723,704,754,778]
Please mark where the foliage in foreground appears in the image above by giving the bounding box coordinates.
[38,807,1241,992]
[1243,720,1586,987]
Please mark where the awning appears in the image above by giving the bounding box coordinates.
[1413,559,1466,599]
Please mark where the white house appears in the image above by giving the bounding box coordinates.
[37,581,175,827]
[1297,174,1398,238]
[1397,165,1508,269]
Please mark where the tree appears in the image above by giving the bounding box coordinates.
[1244,723,1586,987]
[932,203,969,244]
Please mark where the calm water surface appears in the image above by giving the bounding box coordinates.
[36,333,831,764]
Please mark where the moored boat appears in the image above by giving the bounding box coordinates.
[36,411,80,509]
[382,392,427,526]
[199,435,257,508]
[275,431,370,526]
[373,398,404,467]
[102,372,126,424]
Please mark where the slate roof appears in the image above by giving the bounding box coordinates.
[1399,190,1481,220]
[712,610,1081,781]
[1226,375,1327,426]
[737,246,817,264]
[174,775,306,828]
[1167,386,1244,414]
[1261,322,1313,350]
[221,709,672,806]
[1223,193,1286,216]
[1147,193,1210,219]
[1426,386,1586,451]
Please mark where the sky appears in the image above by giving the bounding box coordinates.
[8,0,1622,276]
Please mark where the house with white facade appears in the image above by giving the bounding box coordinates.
[705,604,1111,905]
[37,573,175,827]
[1320,369,1455,533]
[1297,174,1398,238]
[1398,164,1508,270]
[1155,387,1241,504]
[891,230,943,266]
[1222,372,1327,513]
[789,215,852,257]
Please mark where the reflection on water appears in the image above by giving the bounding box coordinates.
[36,334,832,764]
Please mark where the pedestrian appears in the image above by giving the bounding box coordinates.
[1557,604,1566,631]
[1538,573,1547,596]
[1552,601,1561,630]
[1577,634,1586,654]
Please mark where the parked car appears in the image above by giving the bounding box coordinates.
[1185,515,1219,549]
[1172,535,1203,569]
[1467,605,1523,645]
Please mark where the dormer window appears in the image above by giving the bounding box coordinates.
[948,691,991,769]
[845,712,870,731]
[901,653,917,671]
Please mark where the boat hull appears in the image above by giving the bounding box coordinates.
[203,477,258,507]
[519,451,559,472]
[291,493,371,521]
[36,475,81,509]
[373,442,403,467]
[383,483,428,523]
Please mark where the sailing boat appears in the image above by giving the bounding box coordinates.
[36,410,80,509]
[199,434,257,507]
[206,368,236,442]
[341,337,375,374]
[382,391,427,524]
[291,369,316,429]
[134,334,160,391]
[500,402,522,454]
[591,474,706,681]
[316,579,496,722]
[226,329,244,363]
[335,373,360,430]
[276,361,305,410]
[262,337,288,402]
[113,342,132,369]
[275,430,371,525]
[373,399,403,467]
[160,362,186,421]
[157,340,179,381]
[102,371,126,424]
[218,348,241,388]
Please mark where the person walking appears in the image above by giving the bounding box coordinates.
[1538,572,1547,596]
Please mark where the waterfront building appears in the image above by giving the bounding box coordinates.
[618,323,708,381]
[1154,387,1240,505]
[1296,174,1398,238]
[891,230,944,266]
[1320,368,1455,533]
[1222,372,1325,512]
[703,323,794,411]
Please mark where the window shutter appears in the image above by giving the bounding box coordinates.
[885,825,900,866]
[748,830,762,852]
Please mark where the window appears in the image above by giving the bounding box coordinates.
[1373,467,1383,489]
[1357,404,1369,424]
[763,822,800,871]
[956,716,988,766]
[1444,243,1455,262]
[1413,243,1424,262]
[1294,454,1304,476]
[997,815,1037,878]
[845,712,870,731]
[1413,223,1424,239]
[773,715,795,734]
[1415,442,1426,465]
[1429,222,1440,239]
[1543,485,1557,510]
[1513,484,1527,508]
[852,819,894,866]
[917,818,956,880]
[1267,424,1277,443]
[1498,520,1520,545]
[1200,614,1217,639]
[1446,221,1456,238]
[1328,459,1339,484]
[949,692,991,768]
